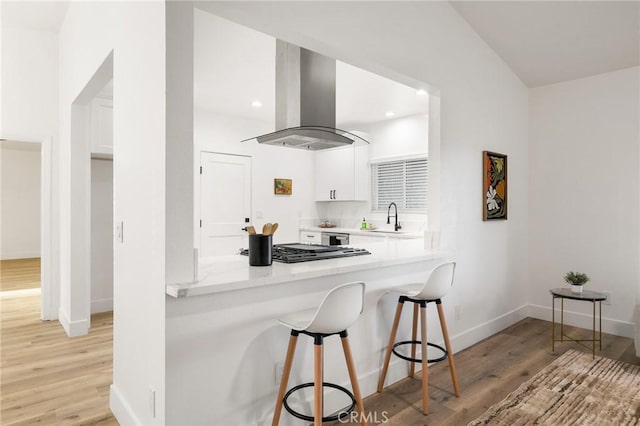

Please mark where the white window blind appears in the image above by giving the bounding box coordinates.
[371,157,428,212]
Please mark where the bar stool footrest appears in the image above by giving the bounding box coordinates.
[283,382,356,422]
[392,340,448,363]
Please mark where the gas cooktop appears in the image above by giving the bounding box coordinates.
[239,243,371,264]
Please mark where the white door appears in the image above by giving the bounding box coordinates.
[200,152,251,256]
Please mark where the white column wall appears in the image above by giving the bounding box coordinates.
[0,23,59,319]
[529,67,640,337]
[58,2,166,424]
[166,1,195,285]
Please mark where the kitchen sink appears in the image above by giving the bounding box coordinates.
[365,229,406,234]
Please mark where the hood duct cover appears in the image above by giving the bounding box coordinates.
[243,41,369,150]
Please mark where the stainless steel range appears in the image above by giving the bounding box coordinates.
[240,243,370,264]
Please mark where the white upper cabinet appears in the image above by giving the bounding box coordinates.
[315,143,369,201]
[90,97,113,157]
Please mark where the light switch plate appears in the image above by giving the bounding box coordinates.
[116,221,124,243]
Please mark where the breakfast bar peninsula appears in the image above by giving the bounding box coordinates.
[165,238,448,425]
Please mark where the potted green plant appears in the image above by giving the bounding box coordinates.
[564,271,590,294]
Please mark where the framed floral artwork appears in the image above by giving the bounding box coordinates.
[483,151,507,220]
[274,178,292,195]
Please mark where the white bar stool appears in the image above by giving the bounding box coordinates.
[272,282,367,426]
[377,262,460,415]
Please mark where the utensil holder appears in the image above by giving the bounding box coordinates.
[249,234,272,266]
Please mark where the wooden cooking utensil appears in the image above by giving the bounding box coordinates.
[270,223,279,235]
[262,223,272,235]
[245,225,256,235]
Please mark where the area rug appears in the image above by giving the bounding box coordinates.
[469,349,640,425]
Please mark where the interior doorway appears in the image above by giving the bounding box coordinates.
[199,152,252,256]
[0,139,42,297]
[56,51,113,336]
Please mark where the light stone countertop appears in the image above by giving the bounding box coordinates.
[166,239,445,298]
[299,226,423,239]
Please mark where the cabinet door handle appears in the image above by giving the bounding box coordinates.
[333,189,337,199]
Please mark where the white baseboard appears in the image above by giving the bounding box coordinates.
[634,302,640,355]
[58,307,89,337]
[110,384,143,426]
[450,304,529,352]
[0,251,40,260]
[0,288,41,299]
[91,298,113,314]
[527,303,634,339]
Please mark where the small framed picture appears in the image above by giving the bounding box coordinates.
[483,151,507,220]
[274,178,292,195]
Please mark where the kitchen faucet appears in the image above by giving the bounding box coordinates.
[387,202,402,231]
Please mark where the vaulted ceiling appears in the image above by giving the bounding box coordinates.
[451,1,640,87]
[3,1,638,90]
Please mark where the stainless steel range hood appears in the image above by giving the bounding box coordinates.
[242,41,369,150]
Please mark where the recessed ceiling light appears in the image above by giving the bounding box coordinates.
[385,111,395,117]
[251,101,263,108]
[416,89,427,96]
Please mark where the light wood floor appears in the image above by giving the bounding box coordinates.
[1,260,637,425]
[0,259,117,425]
[0,258,41,291]
[355,317,640,425]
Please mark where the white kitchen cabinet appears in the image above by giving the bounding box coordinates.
[299,231,322,244]
[315,143,369,201]
[90,97,113,157]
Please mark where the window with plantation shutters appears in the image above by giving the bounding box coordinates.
[371,157,428,212]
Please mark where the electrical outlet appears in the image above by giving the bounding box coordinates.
[148,387,156,418]
[274,362,284,385]
[454,305,461,321]
[602,291,611,306]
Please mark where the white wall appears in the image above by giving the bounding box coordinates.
[58,2,166,424]
[0,26,58,139]
[90,158,113,313]
[194,110,319,246]
[528,67,640,337]
[0,145,40,259]
[363,114,428,161]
